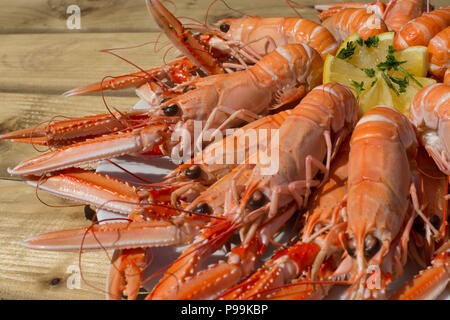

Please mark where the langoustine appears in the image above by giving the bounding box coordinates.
[409,83,450,176]
[218,141,350,300]
[4,43,322,177]
[23,82,358,300]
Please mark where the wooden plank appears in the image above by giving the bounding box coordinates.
[0,33,172,96]
[0,179,110,299]
[0,0,322,34]
[1,0,447,34]
[0,92,140,299]
[0,92,140,176]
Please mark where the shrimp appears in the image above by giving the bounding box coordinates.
[383,0,427,32]
[409,83,450,176]
[21,108,292,217]
[146,82,357,300]
[214,16,339,59]
[315,0,427,33]
[445,68,450,84]
[6,43,323,176]
[393,7,450,50]
[23,83,357,300]
[428,26,450,81]
[320,8,388,44]
[343,106,419,299]
[66,0,337,97]
[408,146,448,266]
[219,141,350,300]
[390,246,450,299]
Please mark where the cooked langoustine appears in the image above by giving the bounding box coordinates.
[382,0,427,32]
[409,83,450,176]
[389,148,449,300]
[145,82,357,300]
[21,106,291,217]
[408,146,449,266]
[314,1,386,21]
[5,43,322,177]
[393,7,450,50]
[23,82,357,300]
[66,0,338,99]
[213,16,339,60]
[445,68,450,84]
[390,245,450,299]
[428,26,450,81]
[319,8,389,44]
[342,105,420,299]
[218,141,350,300]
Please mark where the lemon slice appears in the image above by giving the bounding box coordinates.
[394,46,429,77]
[324,32,435,115]
[338,32,395,70]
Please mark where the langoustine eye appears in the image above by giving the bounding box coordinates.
[162,104,179,116]
[246,190,267,210]
[220,22,230,33]
[364,234,381,258]
[192,202,212,215]
[346,236,356,258]
[184,165,202,179]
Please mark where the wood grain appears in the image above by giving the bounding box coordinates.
[0,179,110,299]
[0,0,321,34]
[0,33,171,96]
[0,92,139,176]
[0,93,137,299]
[1,0,446,34]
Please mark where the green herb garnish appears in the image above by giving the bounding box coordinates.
[337,41,357,61]
[389,75,409,93]
[370,78,378,88]
[377,54,406,71]
[377,46,406,72]
[399,67,424,88]
[364,36,379,48]
[356,37,364,46]
[351,80,365,97]
[362,68,376,78]
[381,72,399,96]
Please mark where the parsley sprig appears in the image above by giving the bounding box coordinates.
[377,46,406,71]
[364,36,379,48]
[338,37,424,98]
[351,80,365,98]
[376,45,422,96]
[356,36,379,48]
[362,68,375,78]
[337,36,381,61]
[337,41,357,61]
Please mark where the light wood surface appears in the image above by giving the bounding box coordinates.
[0,0,448,300]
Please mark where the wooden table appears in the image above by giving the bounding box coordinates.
[0,0,447,300]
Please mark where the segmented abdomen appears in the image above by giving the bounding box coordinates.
[394,7,450,50]
[223,16,338,59]
[321,8,388,44]
[409,83,450,131]
[428,26,450,79]
[384,0,427,32]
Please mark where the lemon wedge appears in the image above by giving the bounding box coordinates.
[323,32,435,115]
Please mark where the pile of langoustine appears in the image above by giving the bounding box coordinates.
[1,0,449,300]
